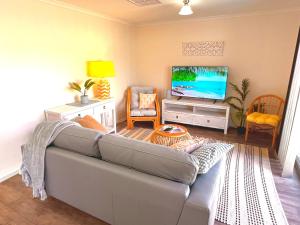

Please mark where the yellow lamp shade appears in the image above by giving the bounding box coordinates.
[86,61,115,78]
[86,60,115,99]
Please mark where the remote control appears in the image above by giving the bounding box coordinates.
[163,127,173,132]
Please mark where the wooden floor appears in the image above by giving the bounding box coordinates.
[1,122,300,225]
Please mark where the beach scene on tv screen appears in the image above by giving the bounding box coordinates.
[171,66,228,100]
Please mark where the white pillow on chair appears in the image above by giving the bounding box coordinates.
[139,93,156,109]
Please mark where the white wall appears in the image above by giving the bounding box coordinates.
[0,0,136,180]
[278,35,300,177]
[134,11,300,106]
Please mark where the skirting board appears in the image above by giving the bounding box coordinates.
[0,167,20,183]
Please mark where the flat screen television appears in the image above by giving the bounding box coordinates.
[171,66,228,100]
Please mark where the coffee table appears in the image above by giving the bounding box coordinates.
[150,124,192,146]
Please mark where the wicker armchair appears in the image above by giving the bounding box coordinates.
[245,94,285,147]
[126,86,161,129]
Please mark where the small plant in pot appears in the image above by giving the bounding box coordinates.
[69,79,95,104]
[223,78,250,135]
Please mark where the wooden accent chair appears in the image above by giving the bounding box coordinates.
[127,86,161,129]
[245,94,285,148]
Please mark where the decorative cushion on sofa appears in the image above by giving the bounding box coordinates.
[130,86,154,109]
[191,143,234,174]
[53,126,103,158]
[98,134,199,185]
[169,137,210,153]
[130,109,157,117]
[139,93,156,109]
[76,115,108,133]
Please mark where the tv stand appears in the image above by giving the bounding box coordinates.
[162,98,230,134]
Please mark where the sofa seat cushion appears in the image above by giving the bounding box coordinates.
[98,134,199,185]
[53,126,103,158]
[131,86,154,110]
[130,109,157,117]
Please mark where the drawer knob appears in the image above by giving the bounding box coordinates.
[176,115,178,119]
[78,114,81,117]
[207,120,210,123]
[103,106,106,109]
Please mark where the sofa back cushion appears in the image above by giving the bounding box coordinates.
[98,134,199,185]
[53,126,103,158]
[130,86,154,109]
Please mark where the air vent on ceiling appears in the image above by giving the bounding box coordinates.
[127,0,161,7]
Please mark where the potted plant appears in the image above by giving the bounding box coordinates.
[69,79,95,104]
[224,78,250,135]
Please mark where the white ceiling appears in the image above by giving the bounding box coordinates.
[58,0,300,24]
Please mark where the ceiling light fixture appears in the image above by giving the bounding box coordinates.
[179,0,193,16]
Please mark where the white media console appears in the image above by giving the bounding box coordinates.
[162,98,230,134]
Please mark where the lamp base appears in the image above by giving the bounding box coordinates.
[93,79,111,99]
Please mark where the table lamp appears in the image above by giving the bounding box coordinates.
[87,60,115,99]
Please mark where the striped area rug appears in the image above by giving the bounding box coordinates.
[118,127,155,141]
[118,127,289,225]
[216,144,288,225]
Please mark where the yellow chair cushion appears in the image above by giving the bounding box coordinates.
[246,112,280,127]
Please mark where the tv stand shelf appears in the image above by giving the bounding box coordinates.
[162,98,230,134]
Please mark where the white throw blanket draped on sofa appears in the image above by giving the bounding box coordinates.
[20,120,77,200]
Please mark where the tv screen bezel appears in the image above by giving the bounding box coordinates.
[171,65,229,100]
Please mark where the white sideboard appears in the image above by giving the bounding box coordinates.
[162,98,230,134]
[45,98,116,133]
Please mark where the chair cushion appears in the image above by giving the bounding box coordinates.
[98,134,199,185]
[139,93,156,109]
[130,109,157,117]
[246,112,280,127]
[131,86,154,109]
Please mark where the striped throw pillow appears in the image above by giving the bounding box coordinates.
[192,143,234,174]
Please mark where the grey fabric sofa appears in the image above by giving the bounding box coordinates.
[45,126,224,225]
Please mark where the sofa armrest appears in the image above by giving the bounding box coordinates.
[177,158,225,225]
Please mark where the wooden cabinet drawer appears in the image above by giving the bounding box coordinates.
[207,117,226,129]
[93,102,114,114]
[103,102,115,110]
[64,108,94,120]
[193,116,225,129]
[45,112,61,121]
[63,113,79,120]
[163,112,193,124]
